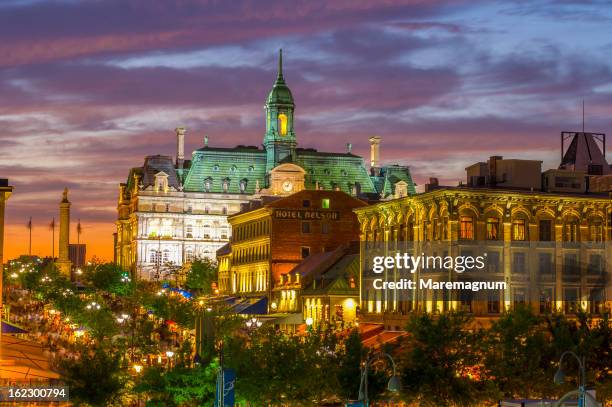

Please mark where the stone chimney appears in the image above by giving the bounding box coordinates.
[176,127,186,169]
[369,136,381,168]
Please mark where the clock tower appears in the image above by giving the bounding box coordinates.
[264,49,296,175]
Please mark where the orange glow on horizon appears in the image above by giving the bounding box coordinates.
[3,221,114,262]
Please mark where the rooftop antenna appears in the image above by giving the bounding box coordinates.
[582,99,585,133]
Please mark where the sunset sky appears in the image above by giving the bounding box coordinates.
[2,0,612,261]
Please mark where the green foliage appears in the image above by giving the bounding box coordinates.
[185,258,217,294]
[337,329,366,400]
[224,326,344,405]
[400,312,486,406]
[484,306,554,399]
[59,344,127,406]
[84,261,131,294]
[136,361,218,406]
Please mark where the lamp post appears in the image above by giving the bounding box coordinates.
[245,317,262,331]
[358,352,401,407]
[133,364,143,407]
[553,350,589,407]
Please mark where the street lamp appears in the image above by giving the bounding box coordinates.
[85,301,101,310]
[245,317,262,330]
[553,350,591,407]
[358,352,401,406]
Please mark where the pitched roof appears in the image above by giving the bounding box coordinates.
[560,132,610,175]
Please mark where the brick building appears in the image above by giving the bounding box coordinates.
[217,190,367,320]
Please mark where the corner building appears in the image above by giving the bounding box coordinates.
[217,190,367,321]
[116,51,414,280]
[355,186,611,331]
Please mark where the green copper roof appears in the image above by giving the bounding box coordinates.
[294,150,377,194]
[267,49,294,106]
[183,147,267,194]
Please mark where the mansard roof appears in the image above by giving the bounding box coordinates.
[183,146,267,194]
[141,155,181,189]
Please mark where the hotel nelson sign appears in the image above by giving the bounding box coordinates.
[273,209,340,221]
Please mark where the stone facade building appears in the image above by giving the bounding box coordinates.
[116,51,414,280]
[355,183,611,331]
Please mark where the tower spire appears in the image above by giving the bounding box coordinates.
[277,48,284,81]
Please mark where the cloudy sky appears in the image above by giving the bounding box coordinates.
[2,0,612,260]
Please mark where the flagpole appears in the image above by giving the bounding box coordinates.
[28,217,32,256]
[50,218,55,260]
[76,219,81,270]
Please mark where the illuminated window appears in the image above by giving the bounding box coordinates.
[321,198,330,209]
[512,219,526,241]
[486,217,499,240]
[459,216,474,240]
[590,223,603,242]
[563,221,578,242]
[278,113,288,136]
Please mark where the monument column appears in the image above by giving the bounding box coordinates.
[0,179,14,362]
[56,188,72,277]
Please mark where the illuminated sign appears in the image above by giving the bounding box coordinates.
[273,209,340,221]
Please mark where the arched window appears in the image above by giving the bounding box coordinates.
[460,216,475,240]
[564,218,579,242]
[162,249,170,263]
[239,179,248,193]
[278,113,288,136]
[149,250,161,264]
[185,249,194,262]
[204,178,212,192]
[589,218,603,242]
[222,178,229,193]
[512,218,527,241]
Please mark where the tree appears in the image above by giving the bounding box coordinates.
[84,261,126,292]
[224,326,343,405]
[136,361,218,406]
[185,258,217,294]
[59,344,127,406]
[337,329,366,400]
[399,312,486,406]
[483,306,554,400]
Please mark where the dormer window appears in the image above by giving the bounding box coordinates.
[278,113,288,136]
[395,181,408,198]
[204,178,212,192]
[239,179,247,193]
[213,165,220,172]
[154,172,169,193]
[231,165,237,173]
[222,178,229,193]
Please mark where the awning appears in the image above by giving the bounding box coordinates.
[1,321,28,334]
[231,297,268,315]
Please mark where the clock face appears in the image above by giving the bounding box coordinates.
[282,180,293,192]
